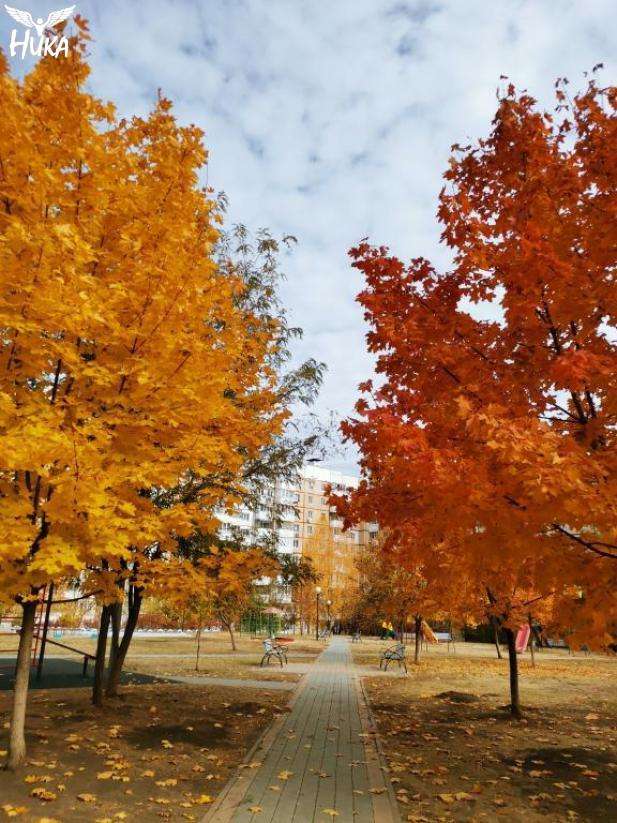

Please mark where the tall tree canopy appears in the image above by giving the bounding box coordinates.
[0,28,312,764]
[336,76,617,714]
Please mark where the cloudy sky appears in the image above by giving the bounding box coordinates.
[2,0,615,471]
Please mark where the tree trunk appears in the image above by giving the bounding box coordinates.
[7,599,37,769]
[105,586,142,697]
[504,627,522,718]
[528,615,535,668]
[414,615,422,664]
[491,616,503,659]
[222,617,237,651]
[195,625,202,672]
[108,600,122,674]
[92,604,111,707]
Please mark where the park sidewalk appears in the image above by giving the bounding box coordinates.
[203,636,399,823]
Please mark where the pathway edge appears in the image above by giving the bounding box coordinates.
[354,669,402,823]
[200,663,314,823]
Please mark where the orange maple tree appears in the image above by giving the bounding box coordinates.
[336,76,617,716]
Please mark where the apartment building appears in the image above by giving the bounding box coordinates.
[217,463,378,559]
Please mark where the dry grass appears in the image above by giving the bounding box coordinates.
[353,639,617,822]
[0,682,288,822]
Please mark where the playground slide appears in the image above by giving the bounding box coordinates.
[421,621,439,644]
[515,624,531,653]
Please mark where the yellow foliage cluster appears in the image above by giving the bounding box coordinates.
[0,39,286,604]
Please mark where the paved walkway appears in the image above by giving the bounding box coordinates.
[204,637,399,823]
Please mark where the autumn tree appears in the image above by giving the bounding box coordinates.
[88,223,325,702]
[194,542,277,650]
[336,76,617,717]
[302,513,361,629]
[279,552,318,634]
[0,21,311,762]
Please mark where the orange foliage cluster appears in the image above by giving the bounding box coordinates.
[336,79,617,647]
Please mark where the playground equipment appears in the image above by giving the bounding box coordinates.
[421,620,438,644]
[1,583,95,681]
[515,624,531,654]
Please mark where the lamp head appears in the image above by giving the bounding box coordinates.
[315,586,322,595]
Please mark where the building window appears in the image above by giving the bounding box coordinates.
[308,511,313,520]
[307,525,313,535]
[308,495,313,503]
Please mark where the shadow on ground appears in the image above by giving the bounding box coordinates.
[0,656,175,691]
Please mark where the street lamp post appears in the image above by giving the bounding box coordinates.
[326,599,332,633]
[315,586,322,641]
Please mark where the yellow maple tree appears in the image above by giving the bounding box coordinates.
[0,27,288,765]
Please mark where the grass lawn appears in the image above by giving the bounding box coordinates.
[0,631,324,684]
[353,638,617,822]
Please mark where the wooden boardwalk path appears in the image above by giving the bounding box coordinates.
[204,636,399,823]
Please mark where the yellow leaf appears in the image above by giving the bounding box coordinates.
[76,793,97,803]
[454,791,476,801]
[29,788,56,802]
[192,795,213,805]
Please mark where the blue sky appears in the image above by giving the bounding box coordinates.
[1,0,615,471]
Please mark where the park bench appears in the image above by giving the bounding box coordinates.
[260,638,288,667]
[379,642,407,673]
